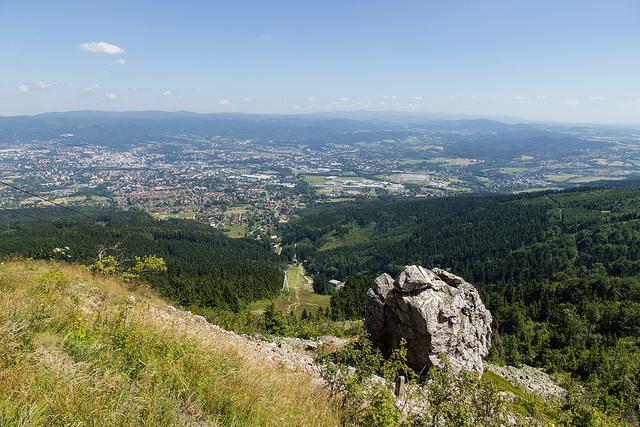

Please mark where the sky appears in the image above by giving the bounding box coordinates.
[1,0,639,123]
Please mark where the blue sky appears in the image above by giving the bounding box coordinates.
[1,0,639,123]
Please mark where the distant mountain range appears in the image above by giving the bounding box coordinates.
[0,110,637,152]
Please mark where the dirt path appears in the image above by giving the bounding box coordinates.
[287,286,301,311]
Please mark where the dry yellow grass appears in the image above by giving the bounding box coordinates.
[0,260,341,426]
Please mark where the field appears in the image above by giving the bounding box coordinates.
[303,175,328,185]
[544,173,580,182]
[249,266,330,316]
[17,195,109,207]
[593,158,633,167]
[496,167,526,174]
[150,210,196,220]
[223,224,248,238]
[544,173,626,184]
[324,197,355,203]
[424,157,482,166]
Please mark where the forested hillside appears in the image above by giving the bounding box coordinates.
[283,188,640,283]
[282,188,640,421]
[0,208,284,310]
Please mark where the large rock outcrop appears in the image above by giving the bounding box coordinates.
[365,265,492,375]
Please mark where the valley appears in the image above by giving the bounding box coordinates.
[2,112,640,241]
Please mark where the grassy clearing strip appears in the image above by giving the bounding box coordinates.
[277,267,330,315]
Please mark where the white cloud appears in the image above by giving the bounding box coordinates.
[412,96,423,101]
[337,97,349,102]
[587,96,604,102]
[18,81,56,93]
[505,96,532,104]
[631,99,640,106]
[162,90,173,96]
[563,99,580,107]
[35,81,54,90]
[84,84,102,92]
[113,58,126,65]
[306,97,315,102]
[218,98,232,105]
[259,33,272,40]
[84,84,119,101]
[79,41,125,55]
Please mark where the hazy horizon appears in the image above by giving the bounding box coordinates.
[1,109,638,128]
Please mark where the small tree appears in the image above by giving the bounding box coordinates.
[124,255,167,280]
[90,244,167,282]
[51,246,72,261]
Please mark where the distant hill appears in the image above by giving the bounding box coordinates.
[0,110,626,160]
[0,110,382,147]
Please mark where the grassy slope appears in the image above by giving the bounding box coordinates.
[0,260,340,427]
[279,266,330,315]
[248,266,330,316]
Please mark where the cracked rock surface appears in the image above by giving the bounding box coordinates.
[365,265,492,375]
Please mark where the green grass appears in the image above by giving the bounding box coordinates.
[543,174,625,184]
[544,173,580,182]
[304,175,328,185]
[496,167,526,174]
[51,195,110,205]
[151,210,196,220]
[278,267,330,315]
[476,176,492,186]
[324,198,354,203]
[223,224,248,238]
[0,260,341,426]
[319,223,378,252]
[424,157,480,166]
[481,371,560,424]
[569,176,624,183]
[249,267,330,316]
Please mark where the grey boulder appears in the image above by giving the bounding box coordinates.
[364,266,492,375]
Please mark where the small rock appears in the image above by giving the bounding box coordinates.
[318,335,349,349]
[305,341,320,351]
[497,391,516,402]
